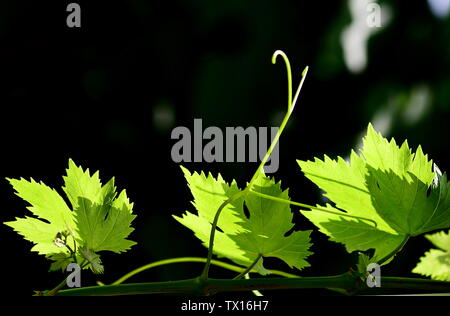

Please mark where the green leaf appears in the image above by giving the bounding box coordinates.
[177,166,245,234]
[301,204,406,262]
[173,211,253,270]
[232,175,312,271]
[360,124,434,184]
[356,253,371,276]
[64,160,137,253]
[426,230,450,251]
[47,253,73,272]
[413,230,450,281]
[174,167,312,274]
[5,179,74,255]
[79,247,104,274]
[4,159,137,272]
[297,123,450,262]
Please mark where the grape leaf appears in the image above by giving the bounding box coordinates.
[356,253,372,276]
[5,179,75,255]
[64,160,137,254]
[173,166,312,274]
[4,159,136,272]
[47,253,73,272]
[79,247,104,274]
[175,166,245,234]
[413,230,450,281]
[231,175,312,271]
[297,124,450,262]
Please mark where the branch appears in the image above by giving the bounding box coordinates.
[111,257,299,285]
[56,274,450,296]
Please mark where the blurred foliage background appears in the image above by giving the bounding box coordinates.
[1,0,450,296]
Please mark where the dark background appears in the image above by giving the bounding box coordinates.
[1,0,450,296]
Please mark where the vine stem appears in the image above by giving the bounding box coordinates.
[44,260,89,296]
[377,235,410,265]
[46,278,69,297]
[56,274,450,296]
[201,51,309,281]
[247,53,308,188]
[111,256,299,285]
[201,191,247,279]
[233,254,263,280]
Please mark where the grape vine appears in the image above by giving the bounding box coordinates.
[4,50,450,296]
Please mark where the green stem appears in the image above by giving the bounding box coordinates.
[247,53,308,188]
[46,278,68,296]
[112,256,299,285]
[112,257,218,285]
[233,254,263,280]
[248,189,378,227]
[58,278,202,296]
[273,50,293,113]
[201,51,309,280]
[44,259,89,296]
[377,235,410,266]
[56,274,450,296]
[201,191,247,280]
[72,236,77,264]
